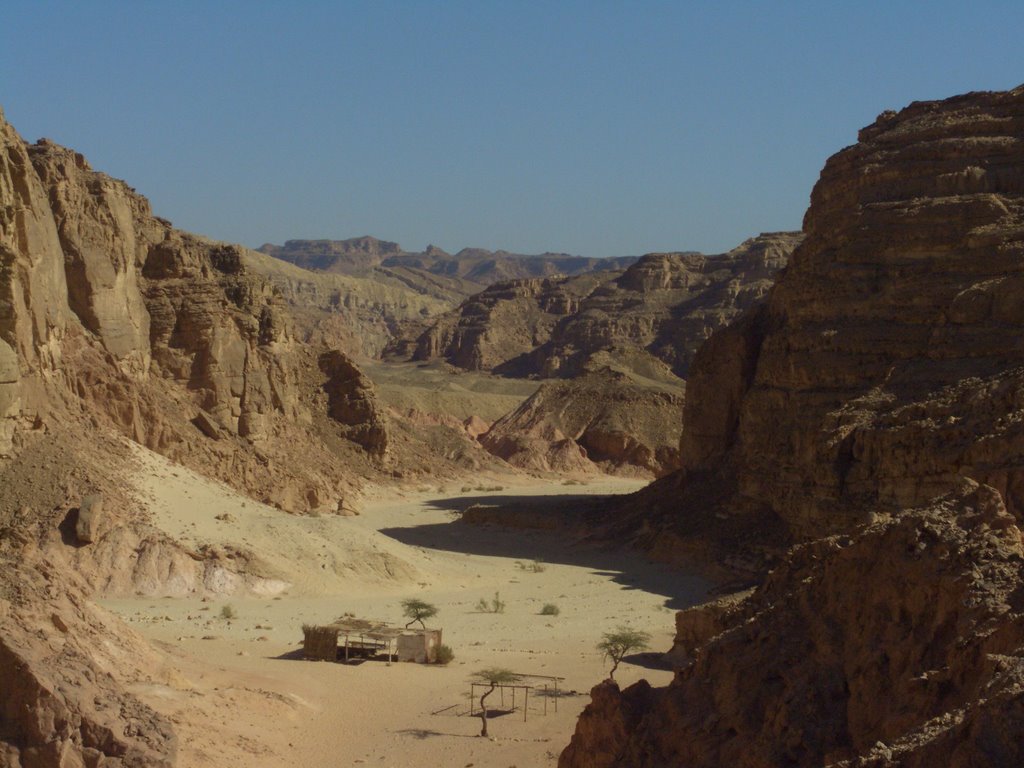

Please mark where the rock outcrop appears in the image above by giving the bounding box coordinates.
[481,369,684,476]
[561,86,1024,767]
[413,232,800,379]
[413,272,609,371]
[318,350,389,456]
[240,246,461,358]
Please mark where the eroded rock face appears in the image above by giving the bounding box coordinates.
[318,350,389,456]
[413,233,799,378]
[413,273,606,371]
[562,85,1024,768]
[563,484,1024,768]
[0,108,401,766]
[0,528,177,768]
[0,339,19,456]
[683,87,1024,538]
[0,111,389,516]
[481,369,684,476]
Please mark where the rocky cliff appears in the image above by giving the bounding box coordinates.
[0,110,402,766]
[413,232,800,379]
[0,112,394,515]
[561,86,1024,767]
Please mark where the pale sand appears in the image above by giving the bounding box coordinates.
[101,446,712,767]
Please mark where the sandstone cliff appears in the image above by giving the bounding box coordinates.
[413,232,800,379]
[560,86,1024,768]
[0,110,406,766]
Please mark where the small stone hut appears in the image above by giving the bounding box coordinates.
[396,628,442,663]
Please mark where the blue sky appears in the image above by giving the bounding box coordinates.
[3,2,1023,256]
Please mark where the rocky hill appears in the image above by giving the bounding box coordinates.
[560,87,1024,767]
[413,232,801,379]
[252,238,637,360]
[481,368,684,477]
[239,246,459,358]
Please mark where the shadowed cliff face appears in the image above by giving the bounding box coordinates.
[562,86,1024,767]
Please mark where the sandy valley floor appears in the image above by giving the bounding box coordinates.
[100,448,712,767]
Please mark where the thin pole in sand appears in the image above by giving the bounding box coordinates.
[524,687,528,721]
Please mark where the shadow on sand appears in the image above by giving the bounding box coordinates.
[379,493,710,611]
[394,728,480,740]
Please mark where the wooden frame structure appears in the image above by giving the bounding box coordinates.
[467,672,567,720]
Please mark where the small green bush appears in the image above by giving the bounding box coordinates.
[434,644,455,665]
[539,603,560,616]
[220,604,237,620]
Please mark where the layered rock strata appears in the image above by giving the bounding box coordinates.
[0,109,398,766]
[481,370,684,476]
[0,111,387,515]
[413,232,800,379]
[562,86,1024,767]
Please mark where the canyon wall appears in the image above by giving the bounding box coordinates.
[1,111,389,516]
[0,110,396,767]
[562,86,1024,767]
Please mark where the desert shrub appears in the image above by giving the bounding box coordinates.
[434,644,455,665]
[539,603,560,616]
[516,559,546,573]
[475,591,505,613]
[220,604,237,620]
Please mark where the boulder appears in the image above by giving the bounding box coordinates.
[74,495,103,544]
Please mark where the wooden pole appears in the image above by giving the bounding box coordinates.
[524,687,528,721]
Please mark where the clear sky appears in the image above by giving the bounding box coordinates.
[3,2,1023,257]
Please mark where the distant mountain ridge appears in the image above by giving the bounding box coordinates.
[257,236,638,285]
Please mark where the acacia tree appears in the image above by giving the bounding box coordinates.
[400,598,438,629]
[472,667,522,737]
[597,626,651,680]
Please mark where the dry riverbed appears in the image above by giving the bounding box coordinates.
[101,454,712,767]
